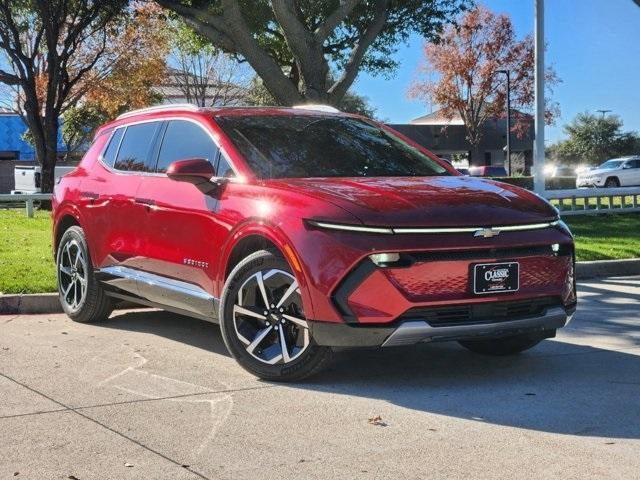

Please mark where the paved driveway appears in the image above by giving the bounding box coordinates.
[1,277,639,479]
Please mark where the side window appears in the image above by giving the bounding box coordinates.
[631,160,640,168]
[102,128,124,167]
[114,121,163,172]
[216,154,235,178]
[156,120,220,173]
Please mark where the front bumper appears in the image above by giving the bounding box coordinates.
[577,177,604,187]
[311,304,575,347]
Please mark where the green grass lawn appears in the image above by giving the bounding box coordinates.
[0,209,638,294]
[0,209,56,294]
[562,214,640,262]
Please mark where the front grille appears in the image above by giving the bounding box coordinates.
[400,297,561,327]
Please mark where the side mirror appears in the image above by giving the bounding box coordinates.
[166,158,227,195]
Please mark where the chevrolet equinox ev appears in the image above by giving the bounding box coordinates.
[53,105,576,381]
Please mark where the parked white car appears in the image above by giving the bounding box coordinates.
[11,165,75,194]
[576,156,640,188]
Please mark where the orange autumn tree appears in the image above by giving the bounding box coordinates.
[63,4,170,154]
[410,5,559,163]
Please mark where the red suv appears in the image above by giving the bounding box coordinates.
[53,105,576,381]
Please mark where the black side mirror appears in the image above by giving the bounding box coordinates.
[167,158,228,195]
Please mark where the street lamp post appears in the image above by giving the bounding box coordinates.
[497,69,511,176]
[533,0,545,194]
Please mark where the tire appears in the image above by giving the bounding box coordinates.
[458,331,552,356]
[219,250,331,382]
[56,226,113,323]
[604,177,620,188]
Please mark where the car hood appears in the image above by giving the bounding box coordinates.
[266,176,557,227]
[581,167,618,176]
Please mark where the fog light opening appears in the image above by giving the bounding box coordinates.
[369,252,401,267]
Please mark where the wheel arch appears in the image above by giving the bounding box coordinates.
[605,176,620,187]
[53,208,83,258]
[217,222,315,319]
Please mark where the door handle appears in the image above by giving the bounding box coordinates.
[134,198,156,209]
[80,191,99,204]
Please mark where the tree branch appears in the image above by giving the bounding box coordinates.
[315,0,361,41]
[0,68,20,85]
[328,0,389,100]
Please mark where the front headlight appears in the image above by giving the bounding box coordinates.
[304,220,394,234]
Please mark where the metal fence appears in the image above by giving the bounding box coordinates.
[2,187,640,218]
[0,193,52,218]
[543,186,640,216]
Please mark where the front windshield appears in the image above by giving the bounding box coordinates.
[215,115,449,179]
[599,160,624,169]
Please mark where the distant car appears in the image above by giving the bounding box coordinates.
[468,166,507,177]
[576,156,640,188]
[12,165,75,194]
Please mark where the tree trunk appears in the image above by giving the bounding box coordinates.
[40,119,59,196]
[469,144,483,166]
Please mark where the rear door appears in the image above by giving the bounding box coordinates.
[133,118,234,317]
[625,159,640,186]
[81,121,164,295]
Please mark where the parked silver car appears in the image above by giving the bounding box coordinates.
[576,157,640,188]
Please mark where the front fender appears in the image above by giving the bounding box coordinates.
[216,219,317,320]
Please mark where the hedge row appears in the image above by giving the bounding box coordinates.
[489,176,576,191]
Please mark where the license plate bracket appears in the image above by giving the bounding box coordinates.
[473,262,519,294]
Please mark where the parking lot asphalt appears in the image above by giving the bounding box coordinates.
[1,276,639,480]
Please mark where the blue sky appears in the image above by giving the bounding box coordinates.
[354,0,640,143]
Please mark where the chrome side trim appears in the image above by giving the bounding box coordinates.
[99,266,217,319]
[381,307,568,347]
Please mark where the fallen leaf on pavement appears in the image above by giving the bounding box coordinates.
[368,415,388,427]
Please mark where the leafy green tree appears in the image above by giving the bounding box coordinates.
[548,112,640,166]
[156,0,469,106]
[245,76,377,117]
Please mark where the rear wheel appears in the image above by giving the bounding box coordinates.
[219,250,331,382]
[458,331,552,356]
[604,177,620,188]
[57,226,113,323]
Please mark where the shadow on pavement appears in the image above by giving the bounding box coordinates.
[98,279,639,440]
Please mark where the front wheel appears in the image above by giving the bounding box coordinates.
[458,331,552,356]
[219,250,331,382]
[604,177,620,188]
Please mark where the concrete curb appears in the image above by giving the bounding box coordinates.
[1,259,639,315]
[575,258,640,280]
[0,294,141,315]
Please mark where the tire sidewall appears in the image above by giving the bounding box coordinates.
[57,226,91,316]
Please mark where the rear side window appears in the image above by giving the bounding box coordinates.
[102,128,124,167]
[114,121,163,172]
[156,120,219,173]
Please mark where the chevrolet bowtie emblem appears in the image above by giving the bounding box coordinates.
[474,228,500,238]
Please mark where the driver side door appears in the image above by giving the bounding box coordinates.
[134,118,233,319]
